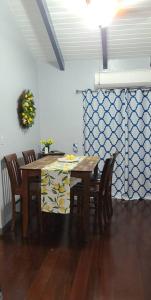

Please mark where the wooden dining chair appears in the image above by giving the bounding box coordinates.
[71,153,118,232]
[105,151,119,222]
[93,152,118,228]
[93,152,119,229]
[70,157,110,230]
[94,157,113,230]
[22,149,36,164]
[22,149,41,183]
[4,153,41,231]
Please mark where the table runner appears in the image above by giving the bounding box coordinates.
[41,157,84,214]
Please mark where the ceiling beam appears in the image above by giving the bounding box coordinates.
[36,0,65,70]
[100,27,108,70]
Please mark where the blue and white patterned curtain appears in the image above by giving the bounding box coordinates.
[83,88,151,200]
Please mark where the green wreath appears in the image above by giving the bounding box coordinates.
[18,90,36,128]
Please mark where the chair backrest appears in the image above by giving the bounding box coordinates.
[99,157,113,196]
[112,151,118,166]
[22,149,36,165]
[4,153,22,193]
[107,151,119,194]
[111,151,118,179]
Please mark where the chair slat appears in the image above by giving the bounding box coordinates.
[22,149,36,165]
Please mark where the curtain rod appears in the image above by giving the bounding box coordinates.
[76,86,151,93]
[76,89,86,94]
[76,89,96,94]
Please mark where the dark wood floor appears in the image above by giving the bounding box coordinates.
[0,199,151,300]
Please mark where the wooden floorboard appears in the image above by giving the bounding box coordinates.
[0,200,151,300]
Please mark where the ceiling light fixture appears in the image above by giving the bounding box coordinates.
[85,0,145,27]
[85,0,119,27]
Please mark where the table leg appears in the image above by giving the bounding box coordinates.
[21,170,29,238]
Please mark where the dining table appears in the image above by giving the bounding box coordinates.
[20,155,99,241]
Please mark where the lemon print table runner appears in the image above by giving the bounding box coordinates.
[41,156,84,214]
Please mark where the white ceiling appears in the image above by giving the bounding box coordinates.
[7,0,151,65]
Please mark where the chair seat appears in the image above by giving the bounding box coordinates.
[14,182,40,197]
[71,178,100,190]
[72,182,99,191]
[14,185,22,195]
[90,172,101,181]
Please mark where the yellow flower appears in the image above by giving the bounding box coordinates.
[40,139,46,145]
[41,187,47,194]
[47,138,54,145]
[42,177,49,185]
[59,207,66,213]
[53,183,60,191]
[58,198,64,207]
[42,203,53,212]
[40,138,54,146]
[65,154,76,160]
[59,186,65,193]
[63,178,70,185]
[41,169,46,176]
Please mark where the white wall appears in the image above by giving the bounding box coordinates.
[38,57,149,155]
[38,60,100,155]
[0,0,40,228]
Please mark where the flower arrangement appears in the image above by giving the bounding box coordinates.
[40,138,54,147]
[18,90,36,128]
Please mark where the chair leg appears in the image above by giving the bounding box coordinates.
[106,194,111,221]
[92,195,98,232]
[11,195,16,231]
[102,197,108,228]
[109,192,113,217]
[97,197,103,233]
[106,191,113,221]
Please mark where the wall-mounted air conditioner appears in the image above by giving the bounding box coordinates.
[95,69,151,89]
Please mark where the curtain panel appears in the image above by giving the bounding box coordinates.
[83,88,151,200]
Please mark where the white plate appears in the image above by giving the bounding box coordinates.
[58,157,79,163]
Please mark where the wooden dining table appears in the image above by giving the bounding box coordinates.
[20,155,99,241]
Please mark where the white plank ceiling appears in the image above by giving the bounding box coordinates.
[7,0,151,63]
